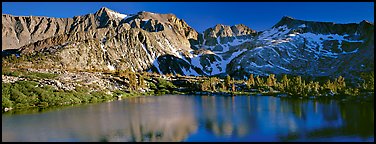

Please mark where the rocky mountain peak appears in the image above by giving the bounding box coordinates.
[92,7,130,28]
[125,11,177,25]
[97,7,111,13]
[360,20,374,26]
[121,11,198,41]
[270,16,371,35]
[282,16,294,20]
[214,24,225,29]
[203,23,256,38]
[202,24,232,38]
[272,16,303,28]
[231,24,257,36]
[94,7,128,20]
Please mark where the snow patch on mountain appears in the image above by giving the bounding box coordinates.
[153,60,161,74]
[190,54,204,70]
[210,49,247,75]
[181,66,200,76]
[107,63,115,71]
[164,39,181,58]
[298,24,306,28]
[107,10,130,20]
[258,25,291,40]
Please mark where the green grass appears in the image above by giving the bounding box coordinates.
[24,72,58,79]
[2,68,58,80]
[2,80,116,111]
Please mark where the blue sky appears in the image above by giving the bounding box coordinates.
[2,2,374,32]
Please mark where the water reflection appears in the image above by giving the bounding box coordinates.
[277,99,374,141]
[191,96,373,142]
[2,95,374,142]
[195,96,258,138]
[2,95,198,142]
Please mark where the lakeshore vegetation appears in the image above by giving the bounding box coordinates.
[2,59,374,112]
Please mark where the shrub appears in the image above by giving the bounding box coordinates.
[2,97,13,109]
[157,78,176,90]
[149,82,157,90]
[156,89,170,95]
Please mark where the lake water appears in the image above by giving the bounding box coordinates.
[2,95,374,142]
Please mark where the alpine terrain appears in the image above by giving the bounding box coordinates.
[2,7,374,80]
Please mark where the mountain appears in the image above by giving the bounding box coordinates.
[2,7,374,80]
[225,17,374,79]
[3,7,200,73]
[157,16,373,80]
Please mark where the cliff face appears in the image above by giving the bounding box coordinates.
[3,7,199,73]
[2,7,119,50]
[2,7,374,80]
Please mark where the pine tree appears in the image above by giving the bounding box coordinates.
[280,74,290,92]
[225,75,231,90]
[266,74,276,87]
[324,79,337,93]
[360,72,374,91]
[336,76,346,91]
[128,72,137,91]
[308,81,320,95]
[138,74,145,88]
[219,82,226,92]
[201,79,210,91]
[247,74,255,89]
[209,77,219,91]
[232,78,236,92]
[255,76,264,87]
[288,76,303,96]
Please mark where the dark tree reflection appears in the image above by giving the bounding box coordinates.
[2,95,373,142]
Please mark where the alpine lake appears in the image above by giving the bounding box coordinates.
[2,94,374,142]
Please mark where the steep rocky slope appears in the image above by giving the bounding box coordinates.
[182,16,374,79]
[3,7,200,73]
[2,8,374,80]
[226,17,374,79]
[2,7,123,50]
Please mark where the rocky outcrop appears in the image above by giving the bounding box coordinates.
[20,27,193,72]
[2,75,26,83]
[199,24,257,46]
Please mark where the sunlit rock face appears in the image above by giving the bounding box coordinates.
[3,7,373,80]
[3,7,197,73]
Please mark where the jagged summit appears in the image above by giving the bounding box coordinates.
[211,23,253,29]
[270,16,371,35]
[204,23,256,38]
[127,11,177,24]
[98,7,111,12]
[94,7,129,20]
[360,20,374,25]
[282,16,294,20]
[272,16,370,29]
[272,16,305,28]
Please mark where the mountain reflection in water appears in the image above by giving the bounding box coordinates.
[2,95,374,142]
